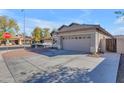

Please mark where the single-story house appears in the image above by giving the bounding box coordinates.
[55,23,113,53]
[0,34,32,46]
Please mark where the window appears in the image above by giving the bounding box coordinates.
[75,37,77,39]
[79,37,82,39]
[87,36,91,39]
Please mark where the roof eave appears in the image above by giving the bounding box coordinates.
[96,27,113,37]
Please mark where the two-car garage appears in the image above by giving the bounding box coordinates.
[62,34,91,53]
[57,23,113,53]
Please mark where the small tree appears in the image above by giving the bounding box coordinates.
[43,28,51,39]
[32,27,42,43]
[115,11,124,21]
[115,11,124,16]
[50,29,57,36]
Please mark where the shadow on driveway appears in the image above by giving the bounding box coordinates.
[24,67,92,83]
[24,53,120,83]
[26,48,85,57]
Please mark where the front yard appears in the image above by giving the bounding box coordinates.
[0,48,120,83]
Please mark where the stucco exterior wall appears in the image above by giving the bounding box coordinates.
[116,37,124,54]
[96,31,111,52]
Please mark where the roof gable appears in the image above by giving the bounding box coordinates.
[69,23,80,26]
[58,25,68,30]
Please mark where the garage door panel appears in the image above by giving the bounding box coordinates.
[62,35,91,52]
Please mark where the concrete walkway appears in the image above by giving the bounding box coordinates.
[88,53,120,83]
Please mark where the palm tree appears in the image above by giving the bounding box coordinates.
[0,16,19,33]
[9,18,19,33]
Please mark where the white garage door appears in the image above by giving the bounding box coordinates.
[62,34,91,52]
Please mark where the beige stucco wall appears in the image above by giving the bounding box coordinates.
[96,31,111,52]
[116,37,124,54]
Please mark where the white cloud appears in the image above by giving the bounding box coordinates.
[0,9,7,14]
[49,10,56,15]
[116,27,124,31]
[21,17,62,36]
[112,27,124,35]
[94,22,100,25]
[74,10,92,22]
[18,22,24,33]
[0,9,14,16]
[55,9,92,25]
[26,18,60,29]
[114,16,124,24]
[79,9,92,16]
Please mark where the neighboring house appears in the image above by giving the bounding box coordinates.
[14,35,32,45]
[0,34,32,46]
[56,23,113,53]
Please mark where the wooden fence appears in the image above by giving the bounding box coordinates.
[106,38,117,52]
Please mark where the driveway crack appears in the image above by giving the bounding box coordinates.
[51,56,79,69]
[21,57,46,72]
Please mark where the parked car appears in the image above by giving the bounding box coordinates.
[31,43,44,48]
[42,42,52,48]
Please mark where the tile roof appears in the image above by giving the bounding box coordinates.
[58,23,112,37]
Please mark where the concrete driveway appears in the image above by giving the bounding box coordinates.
[0,49,120,83]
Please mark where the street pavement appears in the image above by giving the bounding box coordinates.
[0,45,30,51]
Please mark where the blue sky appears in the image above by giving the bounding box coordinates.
[0,9,124,36]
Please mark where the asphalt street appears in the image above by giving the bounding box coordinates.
[0,45,31,51]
